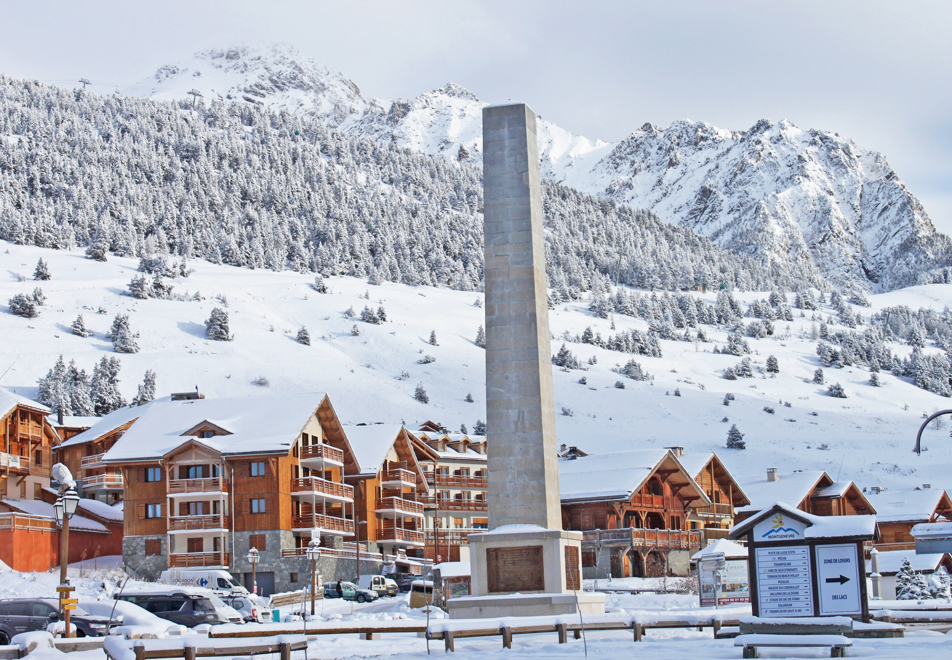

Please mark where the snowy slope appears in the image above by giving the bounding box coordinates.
[124,44,952,292]
[3,240,952,498]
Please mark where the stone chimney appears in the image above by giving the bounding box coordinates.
[665,446,684,457]
[767,467,778,482]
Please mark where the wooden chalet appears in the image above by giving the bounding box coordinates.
[678,452,751,543]
[864,486,952,553]
[411,428,488,561]
[0,388,60,501]
[559,449,711,578]
[734,468,876,524]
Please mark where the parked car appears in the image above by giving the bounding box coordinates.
[114,591,221,627]
[392,573,418,593]
[206,594,244,625]
[159,569,248,596]
[220,594,272,623]
[0,599,119,643]
[322,581,379,603]
[357,575,399,598]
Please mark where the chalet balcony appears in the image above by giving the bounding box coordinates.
[375,497,424,518]
[168,478,228,497]
[376,527,425,547]
[0,512,57,532]
[82,473,124,490]
[291,513,355,536]
[168,552,230,568]
[629,494,674,509]
[291,476,354,503]
[299,443,344,469]
[381,468,416,489]
[168,514,228,533]
[426,474,488,489]
[695,503,734,518]
[581,527,702,551]
[420,495,488,512]
[0,453,30,472]
[80,453,106,470]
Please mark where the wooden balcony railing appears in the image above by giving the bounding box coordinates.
[629,494,672,509]
[82,473,124,490]
[376,528,425,546]
[168,552,230,568]
[0,453,30,472]
[420,496,488,512]
[695,503,734,517]
[168,514,226,531]
[381,468,416,486]
[81,453,106,469]
[300,444,344,465]
[291,513,355,535]
[581,527,702,550]
[426,474,488,489]
[168,478,227,495]
[0,512,57,532]
[291,476,354,501]
[375,497,424,517]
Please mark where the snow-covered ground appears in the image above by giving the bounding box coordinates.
[2,240,952,494]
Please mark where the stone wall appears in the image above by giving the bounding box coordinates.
[123,534,167,580]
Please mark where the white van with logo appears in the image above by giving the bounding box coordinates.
[358,574,399,598]
[160,569,248,596]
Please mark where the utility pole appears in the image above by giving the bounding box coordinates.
[187,89,203,109]
[78,79,90,90]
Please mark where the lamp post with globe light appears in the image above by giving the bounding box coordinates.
[306,537,322,617]
[53,486,80,637]
[246,547,260,595]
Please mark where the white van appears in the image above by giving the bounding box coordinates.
[358,574,398,598]
[160,569,248,596]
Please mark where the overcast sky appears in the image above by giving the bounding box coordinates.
[3,1,951,233]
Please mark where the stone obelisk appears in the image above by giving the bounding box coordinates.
[483,103,563,531]
[448,103,605,618]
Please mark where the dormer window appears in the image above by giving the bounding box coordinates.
[201,430,214,439]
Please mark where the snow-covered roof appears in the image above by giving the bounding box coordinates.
[0,387,49,417]
[435,561,470,578]
[867,551,947,575]
[76,497,124,523]
[432,449,486,461]
[731,501,877,540]
[559,449,667,501]
[677,452,715,478]
[342,424,405,475]
[815,481,852,498]
[1,499,108,533]
[61,400,159,448]
[866,488,950,523]
[691,538,749,560]
[911,521,952,539]
[48,415,99,429]
[102,394,328,462]
[735,470,827,513]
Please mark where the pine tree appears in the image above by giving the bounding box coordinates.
[827,383,847,398]
[475,325,486,348]
[766,355,779,373]
[869,372,881,387]
[429,330,439,346]
[376,306,387,322]
[91,356,125,416]
[813,368,825,385]
[896,556,918,600]
[553,344,581,369]
[205,307,233,341]
[359,306,380,324]
[127,275,151,299]
[297,327,311,345]
[413,383,429,404]
[465,393,474,403]
[85,240,108,262]
[71,314,91,337]
[133,370,156,406]
[932,566,951,600]
[109,314,139,353]
[726,424,746,449]
[311,276,328,293]
[33,258,50,280]
[473,419,487,435]
[351,324,360,336]
[8,293,39,318]
[66,360,94,416]
[37,356,69,417]
[460,424,468,434]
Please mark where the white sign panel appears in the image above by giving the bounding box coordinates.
[721,559,751,605]
[753,511,808,542]
[756,546,813,617]
[816,543,862,616]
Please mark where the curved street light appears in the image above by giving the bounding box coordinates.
[914,409,952,455]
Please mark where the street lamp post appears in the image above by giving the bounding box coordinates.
[246,547,260,595]
[53,486,80,638]
[305,537,321,617]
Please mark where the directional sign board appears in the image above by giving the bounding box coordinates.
[816,543,862,616]
[755,546,813,617]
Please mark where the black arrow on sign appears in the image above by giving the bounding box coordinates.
[825,575,850,585]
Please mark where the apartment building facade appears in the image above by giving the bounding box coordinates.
[1,389,60,501]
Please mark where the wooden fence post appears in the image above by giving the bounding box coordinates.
[557,623,568,644]
[134,644,145,660]
[279,642,291,660]
[183,645,196,660]
[632,623,643,642]
[501,626,512,649]
[444,631,455,653]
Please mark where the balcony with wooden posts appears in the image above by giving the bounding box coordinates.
[381,468,416,489]
[168,552,230,568]
[426,474,488,490]
[291,476,354,503]
[291,512,355,536]
[629,493,673,510]
[376,527,425,547]
[80,453,106,471]
[375,497,424,518]
[168,478,228,497]
[581,527,702,551]
[299,443,344,468]
[0,453,31,473]
[694,503,735,518]
[82,473,124,490]
[420,495,488,512]
[168,514,228,533]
